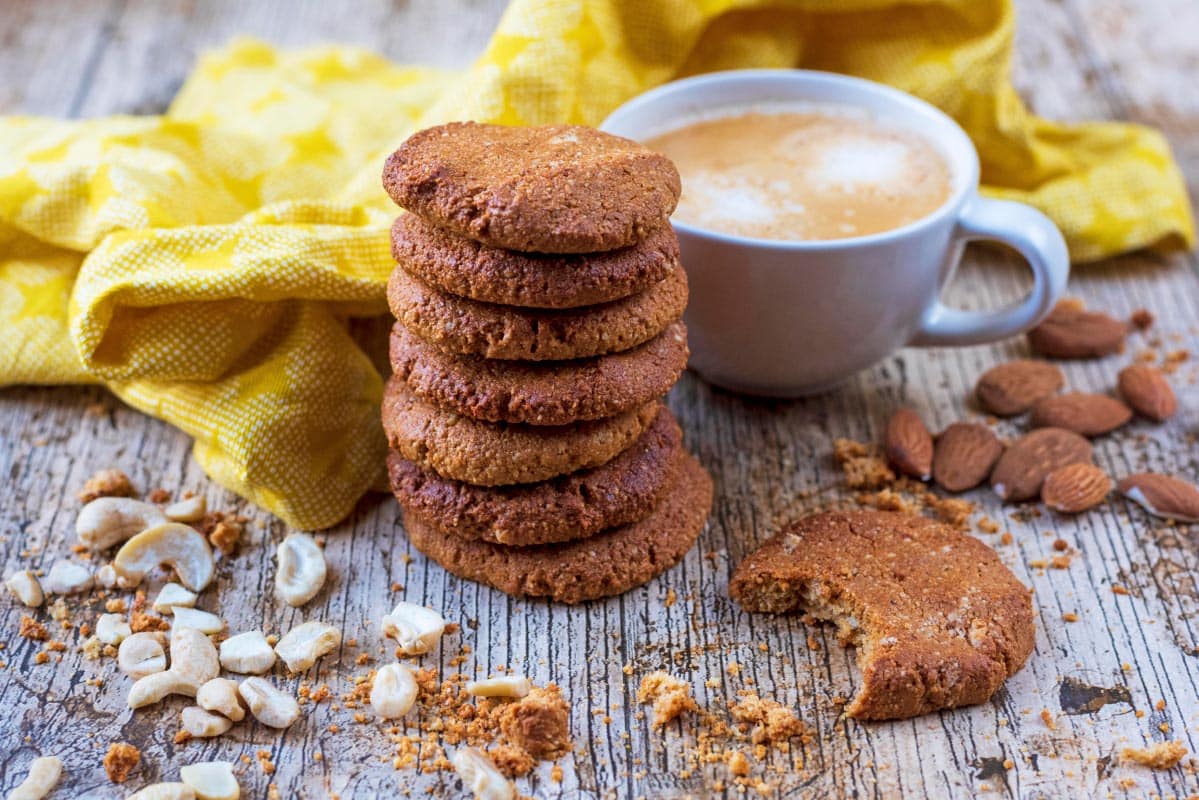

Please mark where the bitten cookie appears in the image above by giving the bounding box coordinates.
[382,378,659,486]
[382,122,681,253]
[391,214,679,309]
[387,405,683,546]
[402,453,713,603]
[729,511,1034,720]
[389,320,688,425]
[387,261,688,361]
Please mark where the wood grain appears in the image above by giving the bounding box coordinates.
[1,1,1197,798]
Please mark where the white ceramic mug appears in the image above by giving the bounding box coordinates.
[601,70,1069,397]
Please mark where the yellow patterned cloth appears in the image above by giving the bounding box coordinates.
[0,0,1193,529]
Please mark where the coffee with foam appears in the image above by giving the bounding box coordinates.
[646,106,952,242]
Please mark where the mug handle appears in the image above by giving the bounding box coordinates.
[910,196,1070,347]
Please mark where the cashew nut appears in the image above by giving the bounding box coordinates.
[94,562,132,589]
[41,560,93,594]
[127,628,218,708]
[127,783,196,800]
[274,620,341,672]
[113,523,214,591]
[197,678,245,722]
[370,663,418,720]
[171,607,224,635]
[180,762,240,800]
[8,755,62,800]
[274,533,326,607]
[238,677,300,729]
[164,495,207,523]
[218,631,276,675]
[118,632,167,678]
[128,670,202,709]
[451,747,514,800]
[382,601,446,655]
[465,675,531,699]
[153,582,198,614]
[96,612,132,645]
[76,496,168,551]
[181,706,233,738]
[5,570,44,607]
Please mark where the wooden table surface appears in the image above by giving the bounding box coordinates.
[2,1,1198,798]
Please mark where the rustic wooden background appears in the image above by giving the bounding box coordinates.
[2,1,1198,798]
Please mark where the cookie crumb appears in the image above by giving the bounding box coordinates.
[498,685,572,759]
[78,469,135,503]
[19,615,49,641]
[103,742,140,783]
[833,439,895,489]
[637,671,697,726]
[1121,741,1187,770]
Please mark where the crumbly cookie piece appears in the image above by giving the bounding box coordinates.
[387,406,682,546]
[386,261,688,362]
[382,122,681,253]
[390,214,679,308]
[729,510,1034,720]
[382,378,659,486]
[390,320,687,425]
[496,686,572,759]
[402,454,712,603]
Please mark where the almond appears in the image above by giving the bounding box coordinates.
[1041,463,1111,513]
[991,428,1093,502]
[932,423,1004,492]
[884,408,933,480]
[975,360,1065,416]
[1029,393,1132,437]
[1027,301,1126,359]
[1117,365,1176,422]
[1118,473,1199,522]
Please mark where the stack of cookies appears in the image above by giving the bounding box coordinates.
[379,122,713,604]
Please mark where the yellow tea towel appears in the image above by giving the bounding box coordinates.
[0,0,1193,529]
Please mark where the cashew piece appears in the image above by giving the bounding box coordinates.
[274,620,341,672]
[5,570,44,607]
[127,628,218,708]
[128,670,202,709]
[181,706,234,738]
[218,631,276,675]
[465,674,531,699]
[382,601,446,655]
[96,613,132,645]
[164,495,207,523]
[42,560,93,594]
[76,496,168,551]
[274,533,326,607]
[451,747,514,800]
[127,784,196,800]
[8,755,62,800]
[118,632,167,678]
[180,762,240,800]
[238,677,300,729]
[171,607,224,635]
[197,678,245,722]
[113,523,214,591]
[153,582,198,614]
[370,663,418,720]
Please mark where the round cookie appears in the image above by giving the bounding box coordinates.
[402,453,713,603]
[386,261,688,361]
[382,377,660,486]
[387,405,683,546]
[389,320,688,425]
[391,214,679,309]
[382,122,681,253]
[729,511,1035,721]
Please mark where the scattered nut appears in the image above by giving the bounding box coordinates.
[118,632,167,678]
[5,570,44,607]
[165,495,208,523]
[113,523,215,591]
[197,678,246,722]
[883,408,933,481]
[128,670,202,709]
[171,607,225,635]
[78,468,135,503]
[126,783,196,800]
[97,613,133,645]
[382,601,446,655]
[76,497,168,551]
[466,675,532,698]
[180,762,240,800]
[1041,463,1111,513]
[451,747,514,800]
[127,628,219,708]
[41,560,93,595]
[1119,473,1199,522]
[274,621,341,672]
[370,663,418,719]
[238,677,300,729]
[1118,364,1177,422]
[153,583,198,614]
[8,755,62,800]
[1029,392,1132,437]
[275,533,327,607]
[94,562,124,589]
[181,706,234,738]
[974,359,1065,416]
[218,631,276,675]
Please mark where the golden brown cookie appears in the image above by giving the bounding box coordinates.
[389,320,687,425]
[386,405,683,546]
[386,261,688,361]
[382,122,681,253]
[381,377,659,486]
[391,214,679,309]
[402,453,712,603]
[729,511,1034,720]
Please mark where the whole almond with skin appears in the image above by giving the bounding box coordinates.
[1029,393,1132,437]
[975,359,1065,416]
[1041,463,1111,513]
[1117,365,1176,422]
[884,408,933,480]
[1027,302,1126,359]
[991,427,1093,502]
[1118,473,1199,522]
[932,423,1004,492]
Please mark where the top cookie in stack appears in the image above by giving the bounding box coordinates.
[380,122,712,604]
